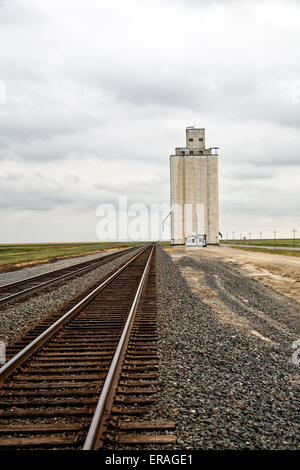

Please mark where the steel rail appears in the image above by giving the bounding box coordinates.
[0,247,135,289]
[83,244,155,450]
[0,246,139,305]
[0,245,150,384]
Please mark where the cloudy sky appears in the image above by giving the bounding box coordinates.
[0,0,299,242]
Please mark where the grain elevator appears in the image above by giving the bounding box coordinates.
[170,127,219,245]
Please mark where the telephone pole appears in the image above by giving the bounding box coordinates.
[292,228,296,247]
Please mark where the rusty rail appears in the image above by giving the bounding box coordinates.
[83,245,154,450]
[0,245,149,383]
[0,246,140,305]
[0,243,176,449]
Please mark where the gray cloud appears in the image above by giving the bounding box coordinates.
[0,0,299,241]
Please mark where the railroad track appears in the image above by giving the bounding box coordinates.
[0,244,176,450]
[0,246,139,305]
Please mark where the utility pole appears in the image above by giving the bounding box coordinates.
[273,230,277,248]
[292,228,296,247]
[260,231,262,241]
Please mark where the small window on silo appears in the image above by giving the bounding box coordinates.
[189,150,194,155]
[200,150,203,155]
[199,138,203,142]
[181,151,185,155]
[189,138,193,142]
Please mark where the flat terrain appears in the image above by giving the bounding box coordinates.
[0,244,299,449]
[0,248,138,346]
[224,245,300,257]
[153,245,299,449]
[166,244,300,335]
[222,238,300,248]
[0,242,141,271]
[187,244,300,303]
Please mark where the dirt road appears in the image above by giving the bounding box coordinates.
[166,245,300,304]
[167,245,300,344]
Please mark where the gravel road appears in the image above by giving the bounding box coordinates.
[150,245,299,450]
[0,248,139,346]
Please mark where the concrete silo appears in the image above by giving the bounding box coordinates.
[170,127,219,245]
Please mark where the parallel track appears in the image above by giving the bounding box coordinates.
[0,246,139,305]
[0,244,176,450]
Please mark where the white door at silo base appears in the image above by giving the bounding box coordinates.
[197,236,206,246]
[185,236,196,246]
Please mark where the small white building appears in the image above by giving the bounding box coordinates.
[185,234,207,247]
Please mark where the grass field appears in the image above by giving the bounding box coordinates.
[0,242,142,269]
[221,239,300,248]
[228,246,300,257]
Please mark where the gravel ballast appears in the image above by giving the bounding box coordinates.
[0,248,139,346]
[151,245,299,450]
[0,250,128,287]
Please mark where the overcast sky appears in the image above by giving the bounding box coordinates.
[0,0,299,242]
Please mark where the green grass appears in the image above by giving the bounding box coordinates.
[221,239,300,248]
[0,242,143,268]
[229,246,300,257]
